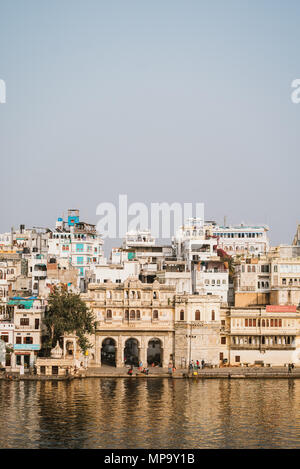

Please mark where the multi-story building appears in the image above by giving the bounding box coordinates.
[234,246,300,307]
[84,278,224,369]
[174,293,222,367]
[48,210,105,288]
[224,305,300,366]
[7,297,46,369]
[211,223,270,256]
[156,260,191,294]
[84,278,176,368]
[173,219,229,302]
[0,302,15,366]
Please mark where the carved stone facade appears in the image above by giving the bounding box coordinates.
[174,294,222,367]
[85,278,176,367]
[84,278,223,368]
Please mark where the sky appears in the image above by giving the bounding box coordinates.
[0,0,299,254]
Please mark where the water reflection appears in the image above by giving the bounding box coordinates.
[0,378,300,448]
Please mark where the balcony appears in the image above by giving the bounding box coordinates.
[230,344,295,350]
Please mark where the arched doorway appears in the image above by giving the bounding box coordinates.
[66,341,74,357]
[147,338,163,367]
[101,338,116,367]
[124,338,139,366]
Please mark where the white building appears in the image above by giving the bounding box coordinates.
[8,296,45,369]
[211,224,270,255]
[48,210,105,286]
[173,219,229,302]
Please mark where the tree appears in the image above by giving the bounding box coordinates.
[43,286,96,354]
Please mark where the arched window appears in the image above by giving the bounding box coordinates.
[106,309,112,319]
[211,310,215,321]
[0,271,2,280]
[136,310,141,319]
[130,310,135,319]
[262,319,265,327]
[131,291,135,299]
[106,291,111,299]
[153,310,158,319]
[137,291,141,299]
[153,291,157,299]
[195,310,200,321]
[180,310,184,321]
[125,309,129,319]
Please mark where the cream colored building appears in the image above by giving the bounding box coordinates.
[84,278,224,369]
[174,294,222,367]
[225,305,300,366]
[84,278,176,368]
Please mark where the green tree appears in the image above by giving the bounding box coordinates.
[43,286,95,354]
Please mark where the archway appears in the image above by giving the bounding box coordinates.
[147,338,163,367]
[66,341,74,356]
[124,338,139,366]
[101,338,116,367]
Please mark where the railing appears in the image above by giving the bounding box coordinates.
[230,344,295,350]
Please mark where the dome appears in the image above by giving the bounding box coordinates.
[50,341,63,359]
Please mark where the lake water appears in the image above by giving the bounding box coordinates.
[0,378,300,449]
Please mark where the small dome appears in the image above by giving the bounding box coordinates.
[50,341,63,359]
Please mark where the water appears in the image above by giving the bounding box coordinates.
[0,378,300,448]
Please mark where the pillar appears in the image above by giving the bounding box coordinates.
[140,346,147,367]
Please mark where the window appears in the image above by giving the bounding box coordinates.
[0,335,8,343]
[106,310,112,319]
[16,337,21,344]
[130,310,135,319]
[125,309,129,319]
[23,336,33,344]
[52,366,59,375]
[235,356,240,363]
[40,366,46,375]
[153,310,158,320]
[211,310,215,321]
[180,310,184,321]
[20,318,29,326]
[136,310,141,319]
[221,337,226,344]
[219,353,224,360]
[35,319,39,330]
[195,310,200,321]
[245,319,248,327]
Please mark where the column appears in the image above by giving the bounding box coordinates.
[116,336,123,367]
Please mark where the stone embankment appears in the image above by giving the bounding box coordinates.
[1,366,300,380]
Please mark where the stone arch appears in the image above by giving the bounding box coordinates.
[124,337,140,366]
[147,337,163,367]
[101,337,117,367]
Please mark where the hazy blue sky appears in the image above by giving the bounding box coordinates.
[0,0,299,252]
